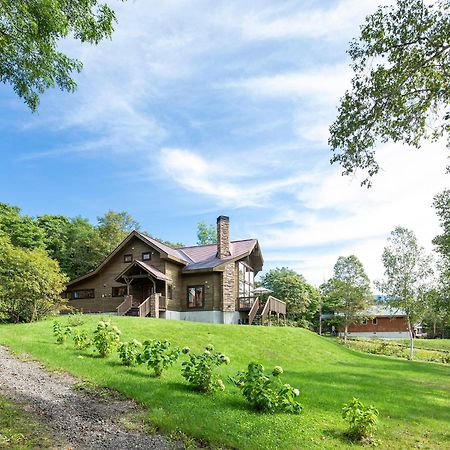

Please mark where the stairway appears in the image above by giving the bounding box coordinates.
[251,306,264,325]
[125,306,140,317]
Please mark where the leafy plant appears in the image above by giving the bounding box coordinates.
[231,363,302,413]
[181,344,229,392]
[92,320,121,357]
[118,339,143,366]
[72,328,91,350]
[342,397,379,441]
[52,321,72,344]
[138,339,180,376]
[67,311,85,327]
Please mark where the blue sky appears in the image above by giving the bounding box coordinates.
[0,0,448,286]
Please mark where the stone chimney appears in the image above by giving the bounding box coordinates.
[216,215,231,258]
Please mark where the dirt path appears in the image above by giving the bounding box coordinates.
[0,346,173,450]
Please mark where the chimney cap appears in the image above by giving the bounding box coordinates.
[217,215,229,223]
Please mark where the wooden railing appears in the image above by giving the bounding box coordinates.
[139,296,151,318]
[248,297,260,325]
[117,295,133,316]
[238,296,256,310]
[259,296,287,325]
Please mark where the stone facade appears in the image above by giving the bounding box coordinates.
[221,262,236,312]
[217,216,231,258]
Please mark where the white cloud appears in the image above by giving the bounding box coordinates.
[237,0,392,41]
[158,147,310,207]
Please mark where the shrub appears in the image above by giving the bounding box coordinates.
[53,321,72,344]
[118,339,143,366]
[72,328,91,350]
[342,397,379,441]
[230,362,302,413]
[138,339,180,376]
[181,344,230,392]
[92,320,121,357]
[67,311,85,327]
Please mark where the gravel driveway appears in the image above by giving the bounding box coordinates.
[0,345,173,450]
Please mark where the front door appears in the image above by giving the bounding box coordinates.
[142,284,153,300]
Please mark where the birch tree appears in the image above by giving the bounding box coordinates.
[377,227,433,359]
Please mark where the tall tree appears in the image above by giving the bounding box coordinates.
[377,227,433,359]
[0,202,45,249]
[197,221,217,245]
[97,210,140,254]
[0,0,121,111]
[260,267,321,328]
[0,234,68,323]
[433,189,450,276]
[329,0,450,185]
[321,256,372,342]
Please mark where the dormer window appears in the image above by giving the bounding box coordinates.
[124,254,132,263]
[142,252,151,261]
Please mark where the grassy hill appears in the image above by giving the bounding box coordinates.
[0,316,449,449]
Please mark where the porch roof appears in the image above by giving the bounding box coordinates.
[114,260,170,283]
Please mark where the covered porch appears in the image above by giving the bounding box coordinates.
[115,260,169,317]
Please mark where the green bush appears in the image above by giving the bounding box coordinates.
[181,344,229,392]
[138,339,180,376]
[342,397,379,441]
[118,339,143,366]
[231,362,302,413]
[72,328,91,350]
[92,320,121,357]
[52,321,72,344]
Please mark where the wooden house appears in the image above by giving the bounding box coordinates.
[65,216,286,324]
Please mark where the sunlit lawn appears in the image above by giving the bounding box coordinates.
[0,316,449,449]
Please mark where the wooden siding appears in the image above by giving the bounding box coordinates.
[348,317,409,333]
[180,273,221,312]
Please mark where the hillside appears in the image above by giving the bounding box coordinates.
[0,317,449,449]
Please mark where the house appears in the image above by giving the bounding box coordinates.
[65,216,286,324]
[322,304,423,338]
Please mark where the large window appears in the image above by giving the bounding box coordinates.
[238,262,254,299]
[112,286,127,297]
[70,289,95,300]
[187,285,204,308]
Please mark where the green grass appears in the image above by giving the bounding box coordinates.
[396,338,450,352]
[0,395,56,449]
[0,317,449,450]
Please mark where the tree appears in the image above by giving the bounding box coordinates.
[377,227,433,359]
[0,202,46,250]
[0,234,68,323]
[197,221,217,245]
[329,0,450,186]
[0,0,120,111]
[433,189,450,274]
[260,267,321,328]
[97,210,140,254]
[321,256,372,342]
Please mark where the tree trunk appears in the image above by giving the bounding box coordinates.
[344,324,348,343]
[433,320,437,337]
[407,318,414,360]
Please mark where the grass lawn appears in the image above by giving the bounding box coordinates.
[396,338,450,352]
[0,395,57,449]
[0,316,449,450]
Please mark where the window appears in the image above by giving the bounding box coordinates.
[112,286,127,297]
[362,319,368,325]
[71,289,95,300]
[372,318,378,325]
[238,262,254,299]
[167,284,173,299]
[124,254,132,263]
[187,285,204,308]
[142,252,151,261]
